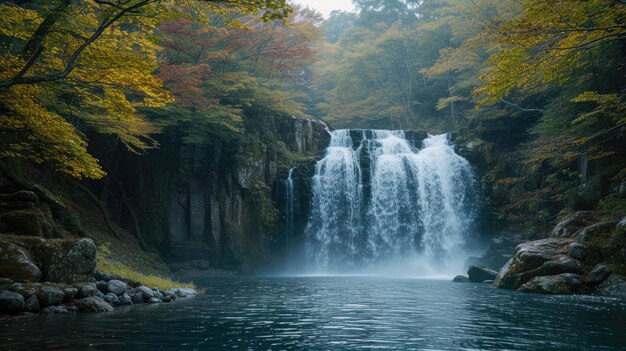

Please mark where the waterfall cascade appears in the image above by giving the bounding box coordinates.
[304,129,478,274]
[284,167,295,251]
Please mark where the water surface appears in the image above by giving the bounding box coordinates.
[2,277,626,350]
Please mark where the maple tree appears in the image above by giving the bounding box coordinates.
[0,0,292,178]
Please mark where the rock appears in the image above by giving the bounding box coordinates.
[576,221,620,245]
[165,291,176,300]
[77,283,98,298]
[96,281,108,293]
[6,282,38,300]
[103,293,120,306]
[468,265,498,283]
[147,297,162,304]
[118,293,132,306]
[494,238,583,290]
[39,238,97,283]
[0,208,49,237]
[162,296,172,303]
[136,286,154,299]
[0,277,13,288]
[568,243,586,261]
[0,241,42,282]
[551,211,608,238]
[594,274,626,296]
[25,295,40,312]
[74,296,114,312]
[0,290,25,314]
[153,291,163,300]
[37,287,65,307]
[588,264,612,286]
[131,293,144,304]
[40,305,69,314]
[93,270,112,282]
[107,279,127,296]
[519,273,590,294]
[452,275,470,283]
[62,287,78,302]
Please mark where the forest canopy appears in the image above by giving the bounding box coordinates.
[0,0,624,233]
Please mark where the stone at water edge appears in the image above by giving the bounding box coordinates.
[25,294,40,312]
[518,273,590,294]
[162,296,172,303]
[107,279,127,296]
[0,290,25,314]
[74,296,114,312]
[467,265,498,283]
[118,293,133,305]
[136,286,155,299]
[131,292,144,304]
[40,305,69,315]
[147,297,162,304]
[63,287,78,302]
[494,238,583,290]
[452,275,470,283]
[37,287,65,307]
[104,293,120,306]
[93,270,112,282]
[588,264,613,286]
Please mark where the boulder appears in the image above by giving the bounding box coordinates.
[136,286,154,299]
[452,275,470,283]
[25,295,40,312]
[131,293,144,304]
[568,243,586,261]
[37,287,64,307]
[103,293,119,306]
[107,279,127,296]
[40,305,69,314]
[467,265,498,283]
[146,297,162,304]
[519,273,590,294]
[74,296,114,312]
[551,211,608,238]
[118,293,132,306]
[588,264,612,286]
[494,238,583,290]
[38,238,97,283]
[0,241,42,282]
[6,282,38,300]
[0,208,49,237]
[0,290,25,314]
[77,283,98,298]
[576,221,620,245]
[62,287,78,302]
[162,296,172,303]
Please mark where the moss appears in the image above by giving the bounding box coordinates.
[0,209,46,236]
[96,243,196,291]
[249,182,279,229]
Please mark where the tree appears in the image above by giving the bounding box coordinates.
[0,0,292,178]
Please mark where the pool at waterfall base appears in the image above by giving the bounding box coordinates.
[3,276,626,350]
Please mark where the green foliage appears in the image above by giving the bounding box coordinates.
[250,182,279,229]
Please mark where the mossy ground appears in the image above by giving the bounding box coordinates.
[96,243,196,291]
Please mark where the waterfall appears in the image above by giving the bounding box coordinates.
[285,167,295,251]
[305,130,478,274]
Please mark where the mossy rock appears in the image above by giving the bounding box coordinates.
[0,240,42,282]
[0,208,51,237]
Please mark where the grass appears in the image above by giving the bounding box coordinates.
[96,242,197,291]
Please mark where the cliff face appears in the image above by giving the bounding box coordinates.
[97,110,330,271]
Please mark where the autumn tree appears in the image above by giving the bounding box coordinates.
[0,0,292,178]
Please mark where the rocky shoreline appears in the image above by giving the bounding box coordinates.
[0,234,196,316]
[455,212,626,295]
